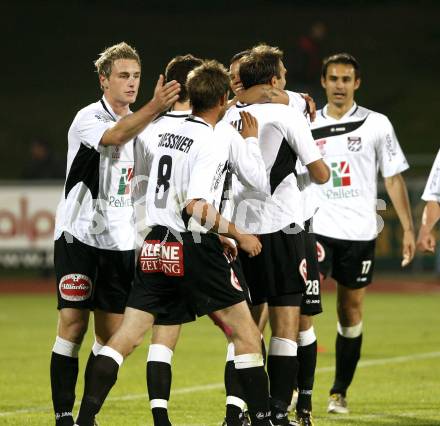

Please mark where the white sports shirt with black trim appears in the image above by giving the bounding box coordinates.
[422,149,440,202]
[311,103,409,241]
[54,96,135,250]
[224,102,322,234]
[136,112,267,234]
[142,116,229,233]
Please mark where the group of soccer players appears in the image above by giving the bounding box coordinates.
[49,40,438,426]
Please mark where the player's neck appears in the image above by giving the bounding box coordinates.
[327,101,355,120]
[193,110,218,127]
[172,101,191,112]
[103,94,130,117]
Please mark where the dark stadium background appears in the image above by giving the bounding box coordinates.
[1,0,439,274]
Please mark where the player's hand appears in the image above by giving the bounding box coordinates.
[239,111,258,139]
[236,233,262,257]
[416,227,436,254]
[219,235,238,261]
[300,93,317,122]
[401,229,416,267]
[150,74,181,114]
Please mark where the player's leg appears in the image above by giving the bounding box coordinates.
[75,307,155,426]
[327,238,374,414]
[259,227,306,425]
[84,310,123,391]
[220,254,269,426]
[185,233,271,425]
[52,308,90,426]
[251,302,269,334]
[294,229,322,425]
[211,301,271,426]
[84,248,135,393]
[147,324,182,426]
[216,302,268,426]
[52,233,95,426]
[267,303,301,425]
[295,315,317,425]
[210,313,248,426]
[329,284,365,406]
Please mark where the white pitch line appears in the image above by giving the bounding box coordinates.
[1,350,439,417]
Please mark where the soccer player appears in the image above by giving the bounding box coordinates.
[227,50,323,426]
[310,53,416,414]
[229,50,317,122]
[134,54,267,426]
[225,44,330,426]
[50,42,180,426]
[75,60,273,426]
[417,149,440,253]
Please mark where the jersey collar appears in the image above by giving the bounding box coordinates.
[185,114,213,129]
[166,109,192,118]
[101,96,132,121]
[321,102,358,121]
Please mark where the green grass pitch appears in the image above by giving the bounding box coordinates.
[0,291,439,425]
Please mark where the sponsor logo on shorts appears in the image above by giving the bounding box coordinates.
[299,258,308,283]
[230,268,242,291]
[316,241,325,262]
[59,274,92,301]
[139,240,184,276]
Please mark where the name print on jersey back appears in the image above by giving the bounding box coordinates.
[158,132,194,153]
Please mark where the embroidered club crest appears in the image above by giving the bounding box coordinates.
[347,136,362,152]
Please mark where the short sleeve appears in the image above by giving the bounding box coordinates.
[74,109,116,151]
[186,141,223,202]
[374,115,409,178]
[422,149,440,202]
[286,90,307,114]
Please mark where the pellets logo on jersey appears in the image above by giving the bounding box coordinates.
[347,136,362,152]
[299,258,308,283]
[117,167,133,195]
[139,240,184,276]
[59,274,92,301]
[316,241,325,262]
[331,161,351,187]
[230,268,243,291]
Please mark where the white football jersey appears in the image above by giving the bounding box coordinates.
[422,149,440,202]
[136,112,267,236]
[144,115,230,233]
[224,102,322,234]
[311,103,409,241]
[54,97,135,250]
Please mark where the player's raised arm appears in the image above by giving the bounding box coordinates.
[384,173,415,266]
[101,75,180,146]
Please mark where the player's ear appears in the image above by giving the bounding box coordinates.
[354,78,361,91]
[320,76,326,89]
[219,93,228,107]
[270,75,278,87]
[99,73,108,91]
